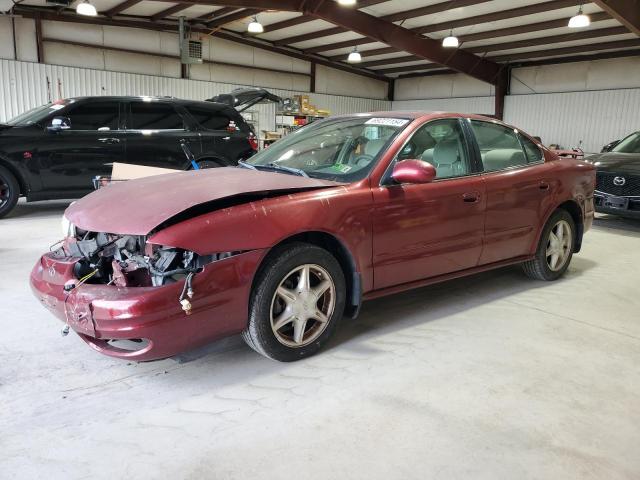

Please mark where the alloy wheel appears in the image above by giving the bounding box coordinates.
[270,264,336,348]
[546,219,572,271]
[0,176,10,209]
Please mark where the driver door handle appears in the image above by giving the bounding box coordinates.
[98,137,120,144]
[462,192,480,203]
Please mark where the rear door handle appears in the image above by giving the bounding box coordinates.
[462,192,480,203]
[98,138,120,144]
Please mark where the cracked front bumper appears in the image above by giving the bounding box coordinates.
[30,249,265,361]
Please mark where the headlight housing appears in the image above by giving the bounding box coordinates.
[61,214,75,238]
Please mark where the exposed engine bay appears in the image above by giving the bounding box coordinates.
[56,229,235,288]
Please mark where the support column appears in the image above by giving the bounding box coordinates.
[35,15,44,63]
[310,61,316,93]
[494,67,509,120]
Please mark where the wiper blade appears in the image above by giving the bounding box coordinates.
[237,160,257,170]
[255,163,309,178]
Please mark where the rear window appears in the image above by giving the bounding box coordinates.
[185,106,232,130]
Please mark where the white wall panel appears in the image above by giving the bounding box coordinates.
[15,18,38,63]
[315,65,388,100]
[0,59,390,134]
[511,57,640,94]
[395,73,494,101]
[0,17,16,60]
[392,96,495,116]
[504,89,640,153]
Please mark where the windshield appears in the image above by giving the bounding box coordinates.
[247,116,411,182]
[6,101,69,126]
[612,132,640,153]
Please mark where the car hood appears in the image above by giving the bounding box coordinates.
[586,152,640,175]
[65,167,340,235]
[0,123,12,132]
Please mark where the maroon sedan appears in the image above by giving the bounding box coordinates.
[31,112,595,362]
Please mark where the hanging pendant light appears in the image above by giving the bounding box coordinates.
[348,47,362,63]
[337,0,357,5]
[247,16,264,34]
[76,0,97,16]
[442,30,459,48]
[568,4,590,28]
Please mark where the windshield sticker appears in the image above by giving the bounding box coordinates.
[330,164,353,173]
[365,118,409,127]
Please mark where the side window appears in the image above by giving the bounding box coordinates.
[185,106,230,131]
[397,118,470,179]
[130,102,185,130]
[520,134,543,163]
[470,120,527,172]
[65,102,119,131]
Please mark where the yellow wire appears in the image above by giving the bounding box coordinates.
[78,269,98,284]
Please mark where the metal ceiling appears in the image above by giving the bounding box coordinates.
[8,0,640,84]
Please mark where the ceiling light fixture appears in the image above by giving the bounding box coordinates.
[337,0,357,5]
[568,4,590,28]
[442,30,459,48]
[247,16,264,34]
[348,47,362,63]
[76,0,97,16]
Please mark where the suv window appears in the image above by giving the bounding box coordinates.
[397,118,471,179]
[65,102,120,131]
[520,134,543,163]
[130,102,185,130]
[185,106,231,130]
[470,120,527,172]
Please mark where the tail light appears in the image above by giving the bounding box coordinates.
[248,133,259,151]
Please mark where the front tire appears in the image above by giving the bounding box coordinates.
[522,209,575,281]
[0,165,19,219]
[243,242,346,362]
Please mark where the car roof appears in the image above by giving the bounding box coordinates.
[62,96,233,110]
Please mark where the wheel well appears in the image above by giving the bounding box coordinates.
[261,232,361,318]
[0,159,27,196]
[196,157,230,167]
[557,200,584,253]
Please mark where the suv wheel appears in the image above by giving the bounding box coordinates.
[0,165,19,218]
[243,242,346,362]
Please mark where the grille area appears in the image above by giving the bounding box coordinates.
[596,172,640,196]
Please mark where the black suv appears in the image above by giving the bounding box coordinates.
[0,89,279,217]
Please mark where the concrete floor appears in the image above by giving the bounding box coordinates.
[1,198,639,480]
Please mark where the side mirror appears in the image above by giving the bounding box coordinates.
[391,159,436,185]
[47,117,71,133]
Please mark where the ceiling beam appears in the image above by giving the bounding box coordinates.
[194,7,239,23]
[206,8,260,28]
[307,1,502,84]
[275,0,491,46]
[151,3,191,21]
[592,0,640,36]
[359,26,629,68]
[103,0,143,17]
[14,7,387,82]
[305,0,583,54]
[510,48,640,67]
[492,38,640,62]
[148,0,300,10]
[260,0,389,34]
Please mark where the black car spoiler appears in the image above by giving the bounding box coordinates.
[206,87,282,113]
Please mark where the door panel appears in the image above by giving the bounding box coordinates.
[372,118,485,290]
[38,101,124,192]
[467,119,555,264]
[124,101,201,169]
[372,178,486,289]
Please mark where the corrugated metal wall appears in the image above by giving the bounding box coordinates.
[0,59,390,132]
[504,89,640,153]
[392,96,495,116]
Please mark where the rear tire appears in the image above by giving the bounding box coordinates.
[196,159,223,169]
[243,242,346,362]
[0,165,19,219]
[522,209,575,281]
